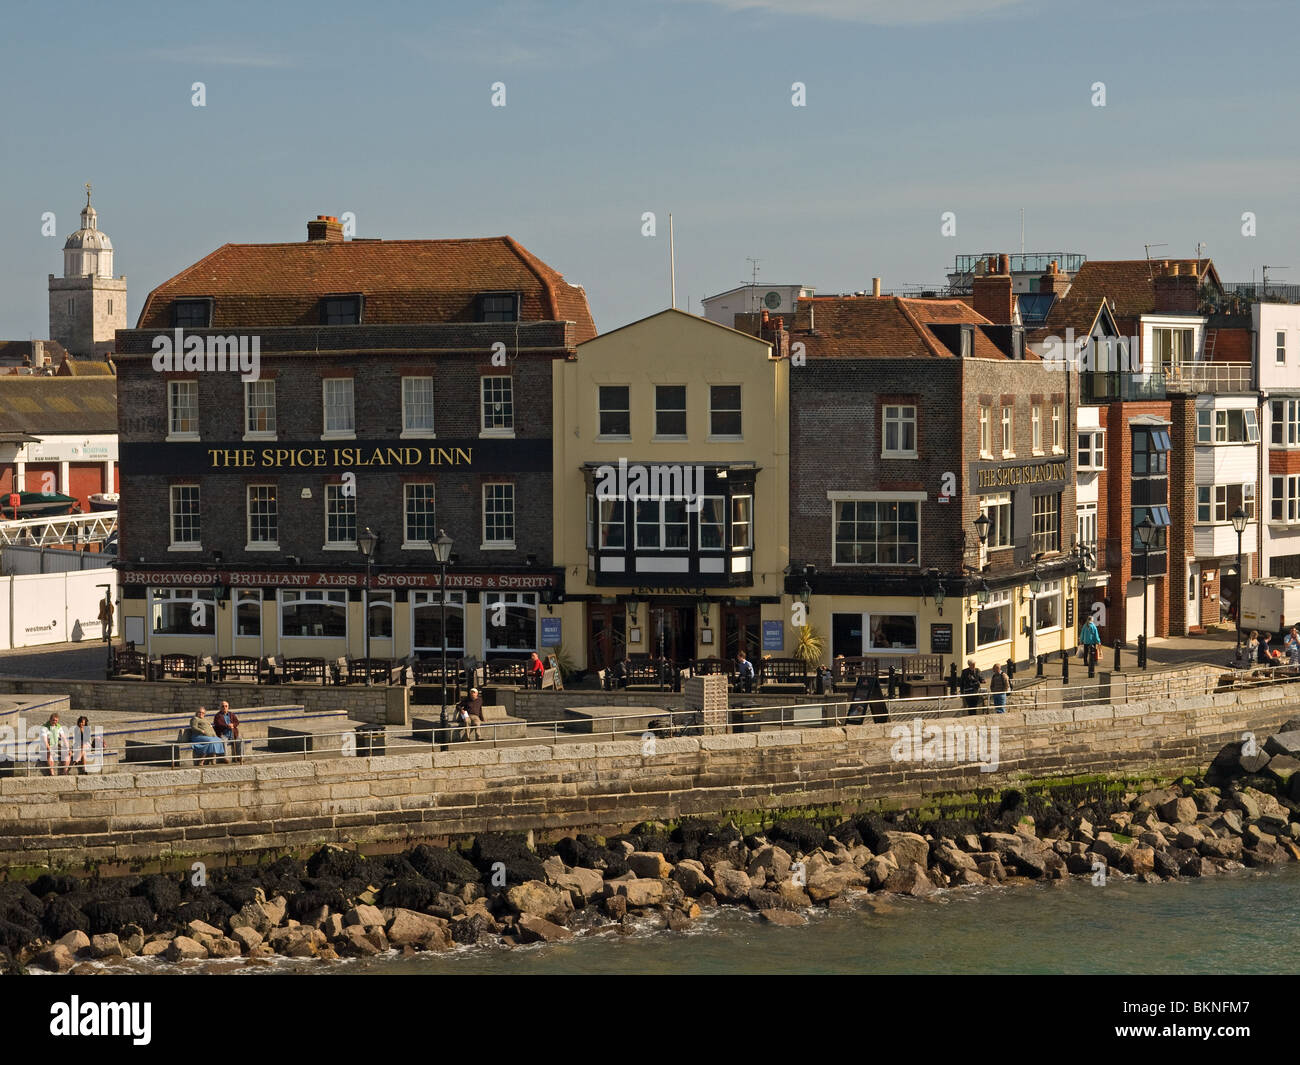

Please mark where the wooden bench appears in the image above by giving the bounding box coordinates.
[484,658,528,686]
[336,657,399,685]
[108,649,151,681]
[832,655,944,690]
[277,657,328,684]
[693,657,733,679]
[155,653,200,683]
[218,655,263,683]
[759,657,810,692]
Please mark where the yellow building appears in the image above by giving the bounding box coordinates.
[552,310,790,672]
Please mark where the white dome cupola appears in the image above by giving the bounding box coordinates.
[63,183,114,279]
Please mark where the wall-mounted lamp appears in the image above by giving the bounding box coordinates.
[977,580,991,607]
[934,580,946,617]
[799,580,812,607]
[698,599,710,623]
[627,594,640,624]
[301,487,313,500]
[541,588,555,614]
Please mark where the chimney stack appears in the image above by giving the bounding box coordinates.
[872,277,882,298]
[1039,258,1071,299]
[1153,261,1199,313]
[307,215,345,243]
[972,252,1015,324]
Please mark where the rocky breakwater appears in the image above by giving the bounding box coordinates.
[5,722,1300,972]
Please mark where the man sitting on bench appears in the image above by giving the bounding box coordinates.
[457,688,484,741]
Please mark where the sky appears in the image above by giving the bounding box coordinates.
[2,0,1299,337]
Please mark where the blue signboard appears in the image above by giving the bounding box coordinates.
[541,617,563,648]
[762,620,784,652]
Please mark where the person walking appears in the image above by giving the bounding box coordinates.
[989,663,1010,713]
[960,659,984,715]
[1079,615,1101,667]
[736,651,756,694]
[528,652,545,689]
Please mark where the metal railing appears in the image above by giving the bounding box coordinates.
[1081,372,1166,404]
[0,510,118,547]
[1161,362,1254,393]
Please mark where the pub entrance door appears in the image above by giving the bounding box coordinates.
[586,604,626,672]
[722,604,761,662]
[650,605,696,665]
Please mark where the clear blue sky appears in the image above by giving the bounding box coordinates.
[2,0,1298,337]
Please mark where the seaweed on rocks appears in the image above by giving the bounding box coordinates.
[470,833,545,884]
[213,881,263,910]
[174,891,234,929]
[29,874,77,898]
[0,919,34,953]
[768,818,829,855]
[86,876,142,900]
[406,844,480,885]
[380,879,437,911]
[306,845,373,883]
[380,855,420,882]
[83,897,153,936]
[132,874,181,917]
[0,884,42,922]
[42,897,90,938]
[829,821,864,847]
[599,852,629,880]
[554,835,600,869]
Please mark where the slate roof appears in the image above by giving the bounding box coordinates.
[0,377,117,435]
[136,235,596,340]
[790,296,1029,360]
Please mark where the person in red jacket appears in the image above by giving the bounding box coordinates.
[529,652,545,689]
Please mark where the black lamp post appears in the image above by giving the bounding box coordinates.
[1231,505,1249,664]
[358,526,379,685]
[433,528,454,716]
[1136,515,1155,670]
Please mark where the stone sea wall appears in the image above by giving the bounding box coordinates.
[0,683,1296,873]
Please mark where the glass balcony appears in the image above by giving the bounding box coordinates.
[1081,372,1167,404]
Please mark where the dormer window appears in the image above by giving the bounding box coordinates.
[172,300,211,328]
[476,292,519,322]
[959,325,973,358]
[321,296,361,325]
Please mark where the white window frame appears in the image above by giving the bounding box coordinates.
[968,589,1012,650]
[1031,493,1061,555]
[1278,330,1287,365]
[244,379,277,440]
[731,495,753,550]
[978,493,1012,567]
[881,404,917,458]
[1271,475,1300,524]
[597,498,625,550]
[978,405,991,458]
[483,591,539,652]
[367,590,395,641]
[1076,502,1098,547]
[401,376,435,438]
[698,496,725,551]
[597,385,631,440]
[168,484,201,550]
[167,380,199,441]
[245,484,278,550]
[151,587,215,635]
[1033,579,1062,634]
[1051,402,1063,453]
[831,496,922,567]
[233,589,262,639]
[864,612,918,654]
[1077,430,1106,470]
[1031,405,1042,454]
[708,384,743,441]
[480,375,515,436]
[633,499,691,552]
[654,384,688,440]
[412,590,467,653]
[1001,405,1014,457]
[324,483,357,548]
[278,589,348,640]
[321,378,356,439]
[402,483,436,548]
[482,482,515,549]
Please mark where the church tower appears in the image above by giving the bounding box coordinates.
[48,184,127,359]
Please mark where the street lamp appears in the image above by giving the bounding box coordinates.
[1136,515,1156,670]
[1231,505,1249,664]
[433,528,454,718]
[358,526,380,685]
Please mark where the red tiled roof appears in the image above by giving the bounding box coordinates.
[136,235,596,340]
[791,295,1022,360]
[1045,259,1221,327]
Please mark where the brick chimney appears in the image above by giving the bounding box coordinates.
[307,215,345,243]
[760,311,790,359]
[972,252,1014,324]
[1154,261,1199,313]
[1039,259,1071,299]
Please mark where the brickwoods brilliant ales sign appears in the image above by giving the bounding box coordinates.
[975,460,1068,490]
[118,439,551,475]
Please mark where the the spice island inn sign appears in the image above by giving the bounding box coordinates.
[117,439,550,475]
[975,459,1069,491]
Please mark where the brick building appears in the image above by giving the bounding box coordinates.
[786,263,1081,676]
[113,216,594,663]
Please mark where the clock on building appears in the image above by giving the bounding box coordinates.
[763,291,781,310]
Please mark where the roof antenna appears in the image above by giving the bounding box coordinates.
[747,257,761,317]
[1263,266,1289,302]
[669,213,676,309]
[1144,242,1167,281]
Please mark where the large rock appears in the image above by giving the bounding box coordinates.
[344,904,386,928]
[516,915,574,944]
[978,832,1022,857]
[776,881,811,908]
[1244,842,1287,867]
[1232,790,1263,819]
[1199,836,1244,861]
[671,859,714,896]
[230,926,263,952]
[626,852,673,879]
[1004,843,1048,879]
[931,840,978,874]
[1192,788,1221,812]
[619,879,667,908]
[89,934,123,959]
[1135,787,1179,813]
[879,831,930,869]
[1239,750,1271,774]
[1158,797,1199,825]
[35,945,75,973]
[1120,845,1157,876]
[386,909,450,949]
[231,896,285,935]
[56,930,90,954]
[164,936,209,961]
[1264,730,1300,758]
[711,865,753,902]
[505,881,569,919]
[760,909,807,927]
[186,919,223,939]
[206,937,242,959]
[552,867,605,903]
[746,845,793,883]
[1215,810,1244,835]
[882,863,936,897]
[806,864,867,903]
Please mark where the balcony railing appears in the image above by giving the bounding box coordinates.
[953,252,1087,275]
[1162,362,1254,393]
[1080,372,1166,404]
